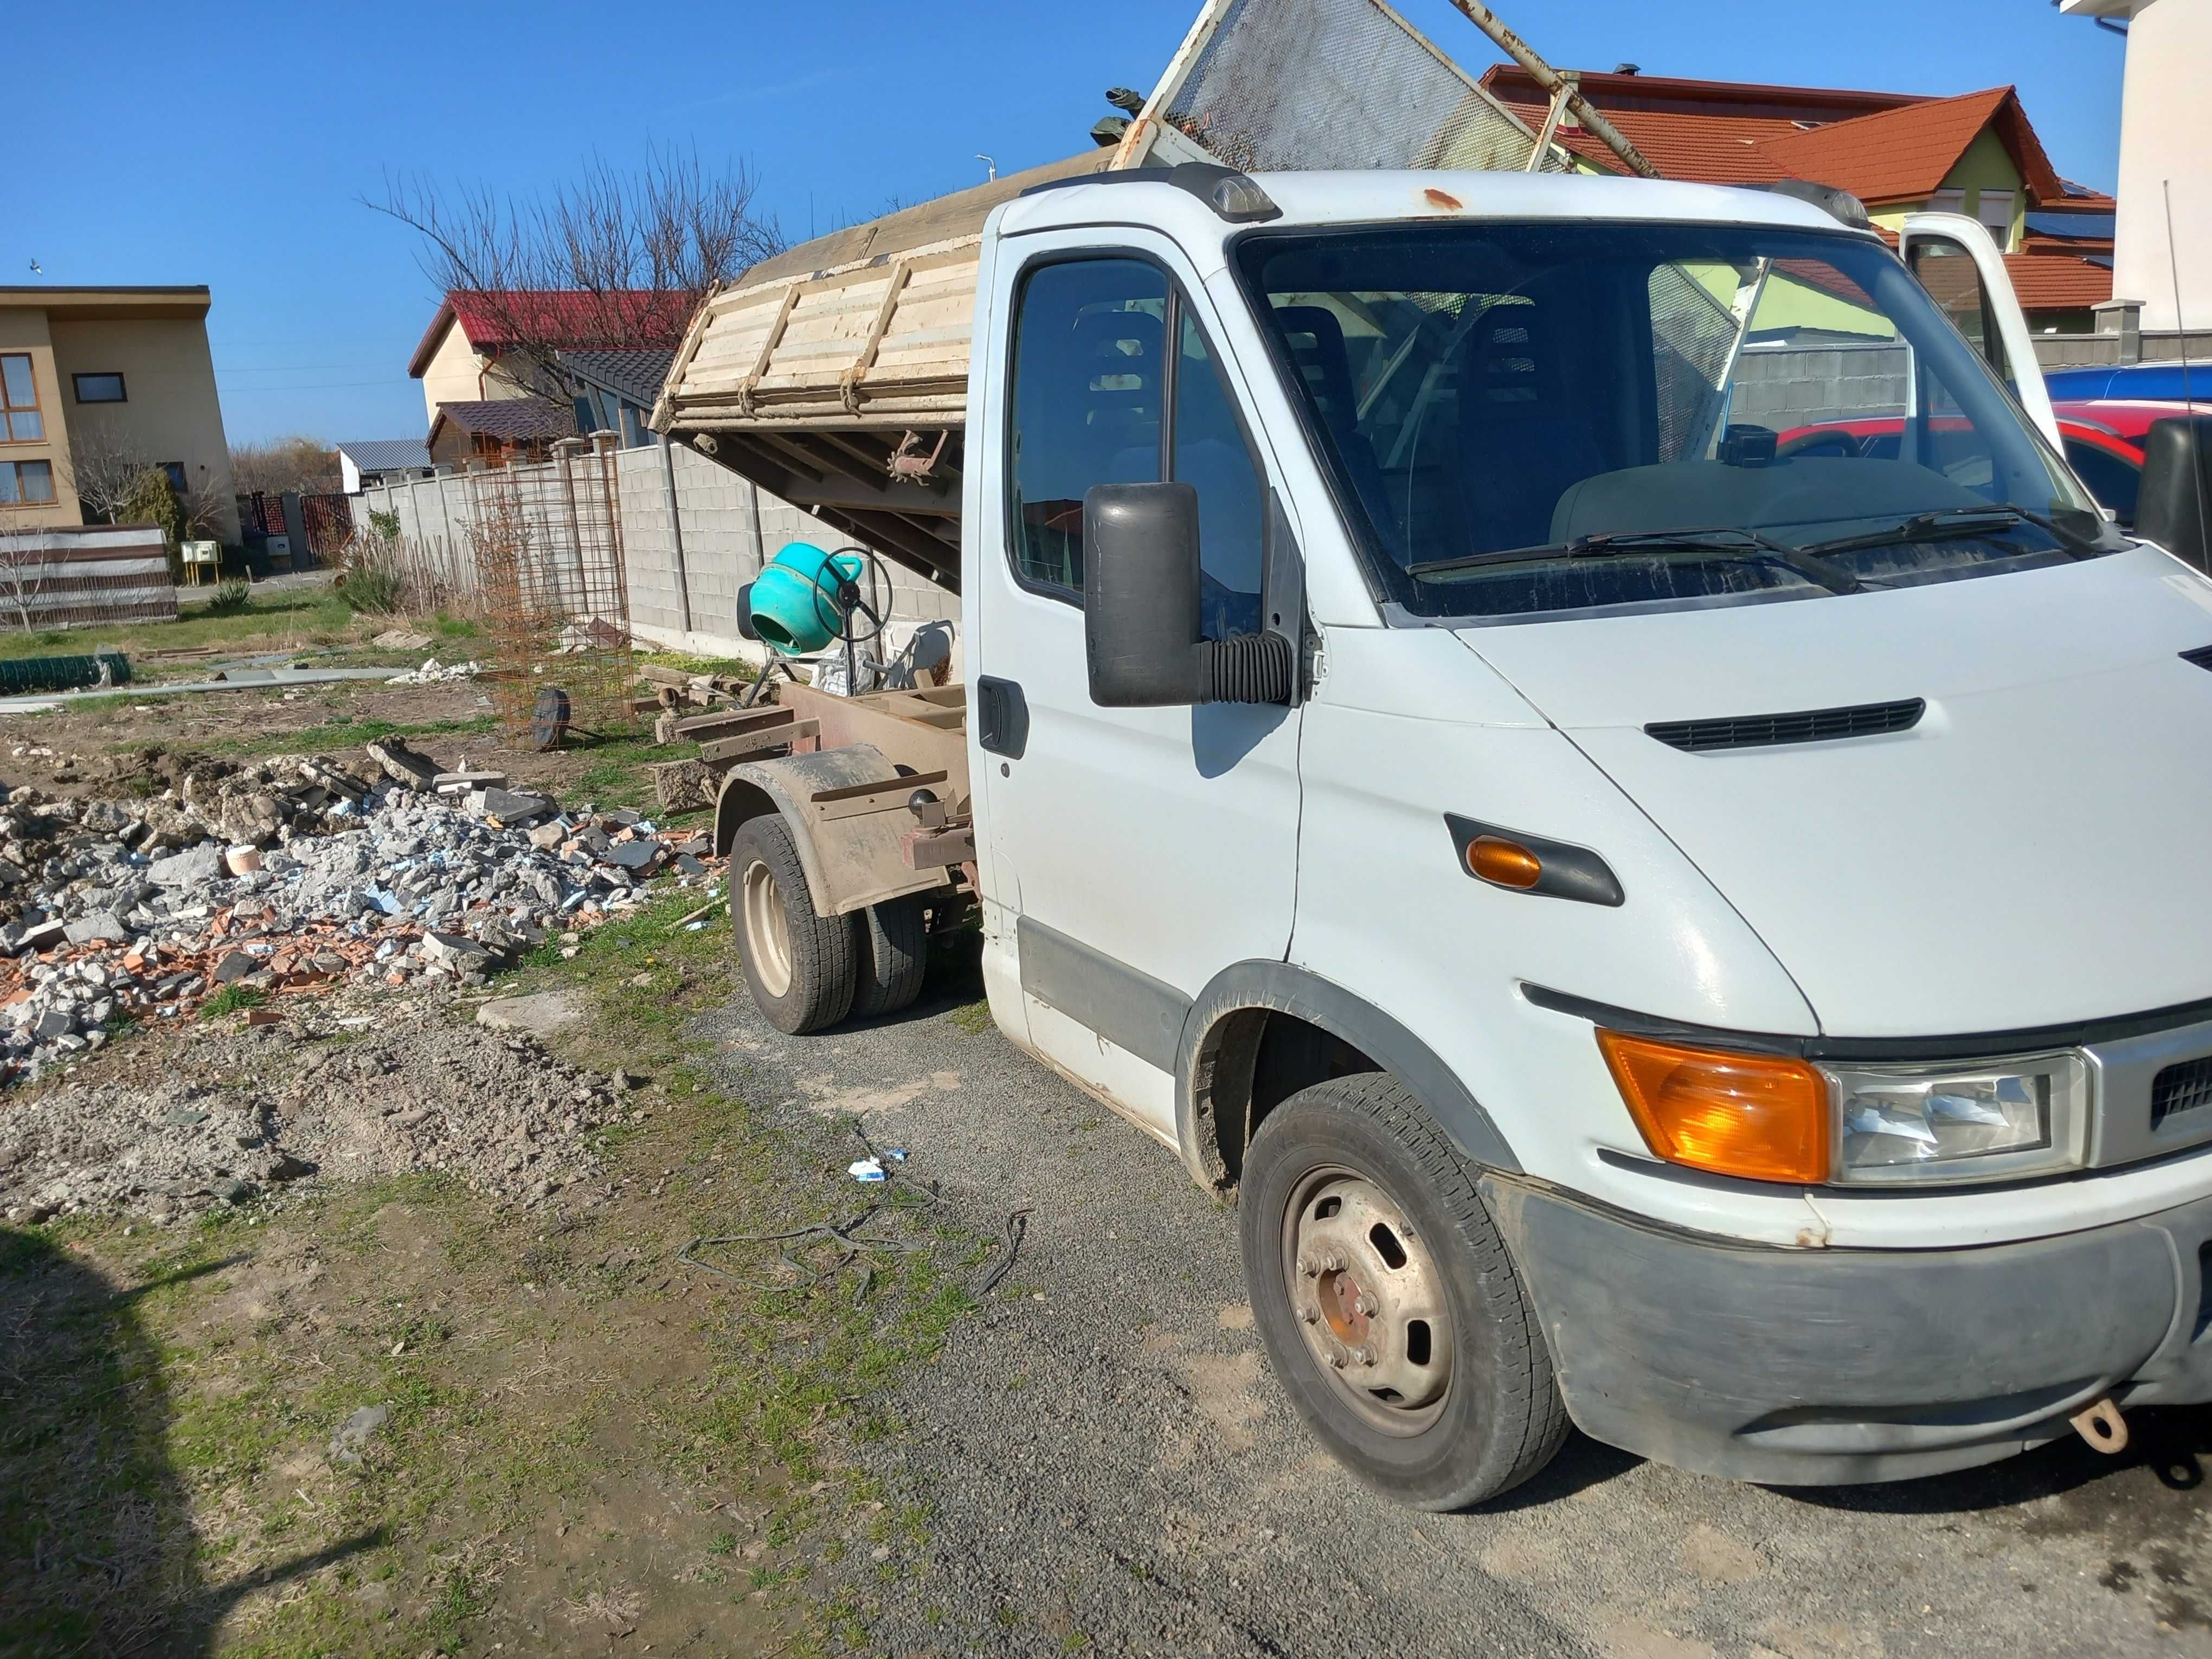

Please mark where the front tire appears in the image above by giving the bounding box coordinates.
[729,816,859,1034]
[1240,1073,1568,1509]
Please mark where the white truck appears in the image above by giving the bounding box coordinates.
[655,159,2212,1507]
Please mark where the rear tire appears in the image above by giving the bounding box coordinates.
[1240,1072,1568,1510]
[729,816,859,1034]
[852,895,929,1019]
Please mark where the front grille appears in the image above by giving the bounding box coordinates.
[1645,698,1925,754]
[2152,1056,2212,1129]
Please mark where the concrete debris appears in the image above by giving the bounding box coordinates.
[329,1403,389,1465]
[372,627,434,651]
[385,657,482,686]
[0,745,724,1083]
[0,993,634,1223]
[366,738,441,792]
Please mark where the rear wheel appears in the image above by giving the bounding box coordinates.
[852,895,929,1019]
[1240,1072,1568,1509]
[729,816,859,1034]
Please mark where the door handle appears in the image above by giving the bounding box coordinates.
[976,676,1029,758]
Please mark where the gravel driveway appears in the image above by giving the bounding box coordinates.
[699,967,2212,1659]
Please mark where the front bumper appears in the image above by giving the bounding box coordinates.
[1483,1174,2212,1484]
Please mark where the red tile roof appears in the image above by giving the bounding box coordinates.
[408,290,695,379]
[2000,253,2113,312]
[1759,88,2062,205]
[1480,68,2064,208]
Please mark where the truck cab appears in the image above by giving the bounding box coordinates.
[678,165,2212,1507]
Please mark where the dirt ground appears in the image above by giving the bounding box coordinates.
[1,603,970,1657]
[1,888,981,1658]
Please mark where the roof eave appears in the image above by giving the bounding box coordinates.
[407,298,459,380]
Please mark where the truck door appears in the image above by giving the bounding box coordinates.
[1899,211,2063,450]
[971,232,1302,1137]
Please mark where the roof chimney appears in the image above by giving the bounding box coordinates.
[1614,63,1640,75]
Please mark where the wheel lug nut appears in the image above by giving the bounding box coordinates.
[1354,1295,1376,1317]
[1297,1254,1319,1278]
[1354,1345,1376,1367]
[1327,1350,1346,1369]
[1297,1307,1318,1324]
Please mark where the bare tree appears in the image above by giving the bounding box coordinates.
[230,436,339,496]
[0,535,52,629]
[370,148,786,410]
[61,427,157,528]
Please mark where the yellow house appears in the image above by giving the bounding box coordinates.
[0,286,239,541]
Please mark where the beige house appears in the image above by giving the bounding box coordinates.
[0,286,238,541]
[406,288,690,442]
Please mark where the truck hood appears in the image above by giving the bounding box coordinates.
[1455,546,2212,1037]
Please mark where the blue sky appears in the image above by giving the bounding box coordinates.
[18,1,2126,445]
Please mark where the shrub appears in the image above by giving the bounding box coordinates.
[368,507,402,539]
[336,568,404,614]
[205,580,251,616]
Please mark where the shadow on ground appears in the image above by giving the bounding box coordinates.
[0,1230,376,1656]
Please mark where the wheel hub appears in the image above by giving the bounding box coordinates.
[1286,1174,1451,1422]
[739,857,794,999]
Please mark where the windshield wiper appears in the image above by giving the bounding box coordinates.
[1406,528,1864,596]
[1797,504,2102,560]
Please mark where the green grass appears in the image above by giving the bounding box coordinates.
[199,985,266,1018]
[633,648,757,681]
[570,732,698,811]
[1,591,367,665]
[947,999,993,1036]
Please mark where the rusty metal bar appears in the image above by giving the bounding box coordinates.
[1442,0,1661,179]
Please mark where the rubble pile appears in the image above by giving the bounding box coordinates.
[0,1001,641,1223]
[384,657,482,686]
[0,743,718,1081]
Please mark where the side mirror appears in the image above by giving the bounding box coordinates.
[1082,481,1294,708]
[2138,416,2212,574]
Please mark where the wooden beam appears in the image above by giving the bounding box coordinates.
[676,704,789,740]
[700,719,820,764]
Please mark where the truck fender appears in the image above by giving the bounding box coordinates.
[712,743,929,919]
[1173,961,1522,1189]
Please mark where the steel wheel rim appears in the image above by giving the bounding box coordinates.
[1279,1163,1453,1437]
[740,857,794,998]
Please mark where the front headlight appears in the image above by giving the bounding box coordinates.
[1598,1031,2092,1187]
[1825,1053,2090,1185]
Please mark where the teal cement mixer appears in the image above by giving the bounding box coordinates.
[747,542,871,654]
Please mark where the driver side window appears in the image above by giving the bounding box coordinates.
[1006,255,1266,637]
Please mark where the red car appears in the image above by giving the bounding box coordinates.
[1776,400,2212,530]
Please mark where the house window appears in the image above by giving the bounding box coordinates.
[0,355,43,442]
[160,462,188,496]
[1927,188,1967,216]
[73,372,126,403]
[1976,190,2016,249]
[0,459,56,505]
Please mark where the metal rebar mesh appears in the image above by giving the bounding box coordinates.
[469,434,636,747]
[1646,265,1742,462]
[1160,0,1562,175]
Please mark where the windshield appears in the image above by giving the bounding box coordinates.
[1235,222,2113,621]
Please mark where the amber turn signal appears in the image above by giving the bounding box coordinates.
[1597,1030,1831,1184]
[1466,835,1542,889]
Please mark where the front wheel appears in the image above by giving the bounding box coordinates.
[729,816,859,1034]
[1240,1073,1568,1509]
